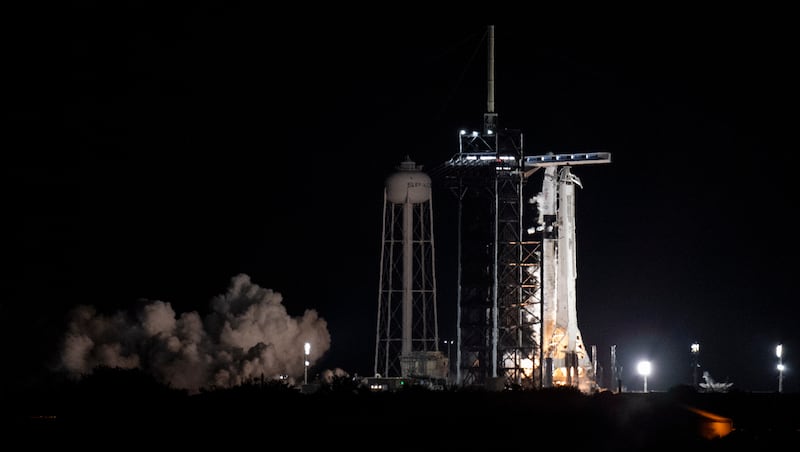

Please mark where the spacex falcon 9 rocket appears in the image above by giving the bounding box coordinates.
[531,161,602,392]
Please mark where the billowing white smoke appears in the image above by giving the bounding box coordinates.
[59,273,331,394]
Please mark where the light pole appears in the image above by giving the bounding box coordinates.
[637,360,652,393]
[443,339,453,381]
[304,342,311,385]
[443,339,453,362]
[691,342,700,387]
[776,344,784,393]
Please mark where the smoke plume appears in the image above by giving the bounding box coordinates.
[58,273,331,393]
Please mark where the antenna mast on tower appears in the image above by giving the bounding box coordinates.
[484,25,497,135]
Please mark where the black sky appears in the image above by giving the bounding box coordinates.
[4,6,799,392]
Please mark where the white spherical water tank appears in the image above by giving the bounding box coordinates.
[385,156,431,204]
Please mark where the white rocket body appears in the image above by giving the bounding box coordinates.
[537,166,594,391]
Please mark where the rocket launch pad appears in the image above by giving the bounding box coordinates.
[442,26,611,391]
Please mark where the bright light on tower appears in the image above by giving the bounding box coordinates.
[637,360,652,393]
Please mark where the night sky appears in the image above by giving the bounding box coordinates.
[5,7,798,393]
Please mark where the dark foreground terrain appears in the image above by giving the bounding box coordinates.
[4,368,798,450]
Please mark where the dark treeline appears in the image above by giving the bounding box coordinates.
[4,367,799,450]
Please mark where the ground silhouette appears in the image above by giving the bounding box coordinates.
[4,367,798,450]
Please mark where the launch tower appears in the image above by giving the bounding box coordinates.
[443,26,540,389]
[442,26,610,391]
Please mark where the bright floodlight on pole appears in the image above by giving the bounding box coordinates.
[776,344,784,393]
[304,342,311,385]
[637,360,652,393]
[691,342,700,387]
[443,339,454,361]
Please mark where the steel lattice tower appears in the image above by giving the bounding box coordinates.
[438,26,542,389]
[444,124,542,388]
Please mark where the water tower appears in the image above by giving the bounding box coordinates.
[374,156,446,380]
